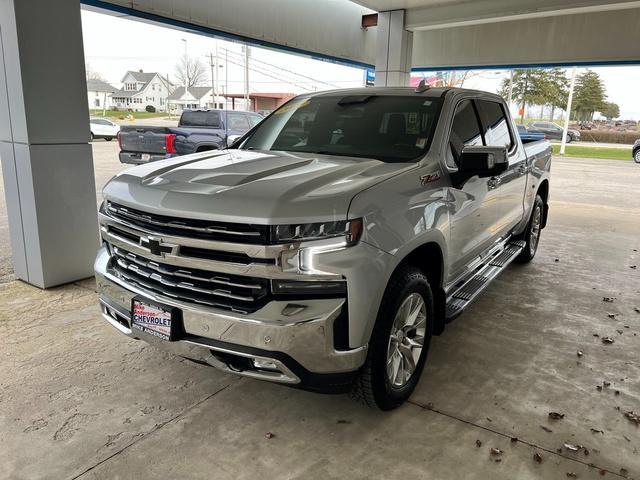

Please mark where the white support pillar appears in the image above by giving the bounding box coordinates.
[0,0,99,288]
[374,10,413,87]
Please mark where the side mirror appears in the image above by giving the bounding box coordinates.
[226,134,242,148]
[457,145,508,179]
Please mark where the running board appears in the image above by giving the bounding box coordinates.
[445,240,525,321]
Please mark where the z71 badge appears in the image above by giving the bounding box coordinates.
[420,171,441,186]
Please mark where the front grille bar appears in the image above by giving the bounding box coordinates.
[107,202,264,238]
[112,246,263,289]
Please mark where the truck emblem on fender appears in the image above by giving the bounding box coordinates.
[420,171,441,186]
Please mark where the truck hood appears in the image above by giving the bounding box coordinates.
[103,149,413,224]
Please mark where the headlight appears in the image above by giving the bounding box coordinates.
[270,219,362,246]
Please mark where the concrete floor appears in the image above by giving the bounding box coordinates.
[0,144,639,479]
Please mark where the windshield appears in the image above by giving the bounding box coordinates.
[240,95,442,163]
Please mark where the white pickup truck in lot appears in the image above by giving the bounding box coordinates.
[95,86,551,410]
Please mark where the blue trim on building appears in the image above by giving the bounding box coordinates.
[81,0,374,70]
[412,59,640,72]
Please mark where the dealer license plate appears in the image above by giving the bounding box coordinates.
[131,299,174,341]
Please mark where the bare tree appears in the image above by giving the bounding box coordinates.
[174,54,208,87]
[85,63,106,81]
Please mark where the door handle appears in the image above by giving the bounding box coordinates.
[517,164,528,175]
[488,177,501,189]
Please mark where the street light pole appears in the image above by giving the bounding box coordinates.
[560,67,577,155]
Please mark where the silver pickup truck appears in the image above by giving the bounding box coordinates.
[95,86,551,410]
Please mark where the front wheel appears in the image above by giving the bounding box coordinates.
[352,267,433,410]
[515,194,544,263]
[105,137,113,141]
[634,150,640,163]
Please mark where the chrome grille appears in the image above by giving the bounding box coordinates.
[110,247,269,314]
[106,201,269,244]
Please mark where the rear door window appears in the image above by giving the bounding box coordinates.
[477,100,513,150]
[227,113,251,130]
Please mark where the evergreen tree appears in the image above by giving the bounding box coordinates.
[572,70,606,121]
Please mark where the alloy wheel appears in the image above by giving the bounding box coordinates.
[386,293,426,388]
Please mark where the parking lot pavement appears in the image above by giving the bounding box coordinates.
[0,148,639,479]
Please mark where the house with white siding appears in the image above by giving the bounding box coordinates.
[111,70,174,112]
[87,79,116,111]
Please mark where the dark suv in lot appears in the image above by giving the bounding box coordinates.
[527,121,580,142]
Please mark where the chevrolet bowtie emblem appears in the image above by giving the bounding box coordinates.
[140,237,177,256]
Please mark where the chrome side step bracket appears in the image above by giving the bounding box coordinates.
[445,240,525,321]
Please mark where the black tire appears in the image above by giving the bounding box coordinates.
[105,137,113,141]
[352,266,434,410]
[90,133,95,141]
[566,135,573,144]
[515,194,544,263]
[634,150,640,164]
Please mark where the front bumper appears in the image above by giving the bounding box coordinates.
[95,245,367,391]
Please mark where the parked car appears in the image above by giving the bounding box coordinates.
[117,109,263,164]
[527,121,580,142]
[96,87,551,410]
[633,139,640,163]
[90,117,120,141]
[516,124,546,143]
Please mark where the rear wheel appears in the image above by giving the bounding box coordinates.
[352,267,433,410]
[634,150,640,163]
[515,194,544,263]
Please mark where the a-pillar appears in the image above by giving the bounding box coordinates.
[374,10,413,87]
[0,0,99,288]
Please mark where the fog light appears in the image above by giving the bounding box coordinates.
[252,359,279,371]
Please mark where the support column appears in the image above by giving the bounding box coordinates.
[0,0,99,288]
[374,10,413,87]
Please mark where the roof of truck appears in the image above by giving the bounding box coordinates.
[301,86,502,101]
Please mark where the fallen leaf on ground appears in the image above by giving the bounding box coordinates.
[541,425,553,433]
[566,472,578,478]
[490,447,503,456]
[620,467,629,477]
[617,329,623,334]
[607,313,617,319]
[549,412,565,420]
[577,350,583,357]
[475,439,482,448]
[533,452,543,463]
[624,411,640,425]
[590,428,604,434]
[603,381,611,387]
[563,443,583,452]
[602,297,616,302]
[265,432,275,439]
[601,337,614,344]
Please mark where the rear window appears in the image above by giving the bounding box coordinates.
[180,111,221,128]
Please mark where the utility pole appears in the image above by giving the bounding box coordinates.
[208,52,217,109]
[243,45,250,111]
[181,38,188,110]
[225,48,229,111]
[560,67,577,155]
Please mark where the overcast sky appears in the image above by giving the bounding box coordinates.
[82,9,640,119]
